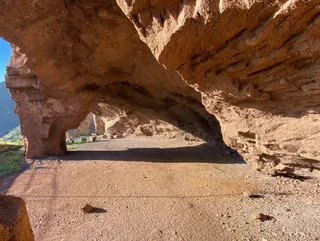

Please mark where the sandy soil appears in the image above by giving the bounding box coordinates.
[0,137,319,241]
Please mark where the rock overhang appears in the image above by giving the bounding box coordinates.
[0,0,319,177]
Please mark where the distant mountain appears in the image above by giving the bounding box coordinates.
[2,126,21,142]
[0,81,19,137]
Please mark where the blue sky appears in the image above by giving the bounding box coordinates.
[0,38,11,82]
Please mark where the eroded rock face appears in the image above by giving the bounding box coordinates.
[0,195,34,241]
[6,46,97,158]
[1,0,319,176]
[119,0,320,176]
[95,82,222,141]
[1,0,223,159]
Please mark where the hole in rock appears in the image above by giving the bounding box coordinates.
[0,37,244,167]
[64,109,245,165]
[63,81,244,164]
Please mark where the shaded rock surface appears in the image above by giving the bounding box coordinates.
[94,82,221,141]
[1,0,223,159]
[0,0,319,176]
[69,97,214,141]
[0,195,34,241]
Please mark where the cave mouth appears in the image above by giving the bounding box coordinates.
[1,37,244,165]
[64,111,245,165]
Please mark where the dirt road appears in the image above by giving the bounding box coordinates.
[1,138,319,241]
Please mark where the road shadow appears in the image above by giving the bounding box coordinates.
[64,142,245,164]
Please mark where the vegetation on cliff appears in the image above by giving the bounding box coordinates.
[0,126,21,143]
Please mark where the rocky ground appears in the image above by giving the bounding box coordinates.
[0,137,319,241]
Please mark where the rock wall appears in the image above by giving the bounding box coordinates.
[0,0,319,176]
[95,82,222,142]
[0,195,34,241]
[6,46,97,157]
[118,0,320,176]
[95,102,198,140]
[1,0,223,159]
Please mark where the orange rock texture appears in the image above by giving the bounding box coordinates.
[0,195,34,241]
[1,0,319,176]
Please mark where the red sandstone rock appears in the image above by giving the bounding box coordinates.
[0,0,319,177]
[0,195,34,241]
[119,0,320,176]
[6,48,97,158]
[2,1,221,159]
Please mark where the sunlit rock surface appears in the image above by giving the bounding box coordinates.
[0,0,319,176]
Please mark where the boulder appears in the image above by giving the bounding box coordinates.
[0,195,34,241]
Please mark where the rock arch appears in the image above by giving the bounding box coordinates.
[0,0,319,176]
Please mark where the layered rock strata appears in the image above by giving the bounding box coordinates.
[119,0,320,176]
[1,0,319,176]
[6,46,97,157]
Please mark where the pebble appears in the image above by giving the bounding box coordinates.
[82,204,94,213]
